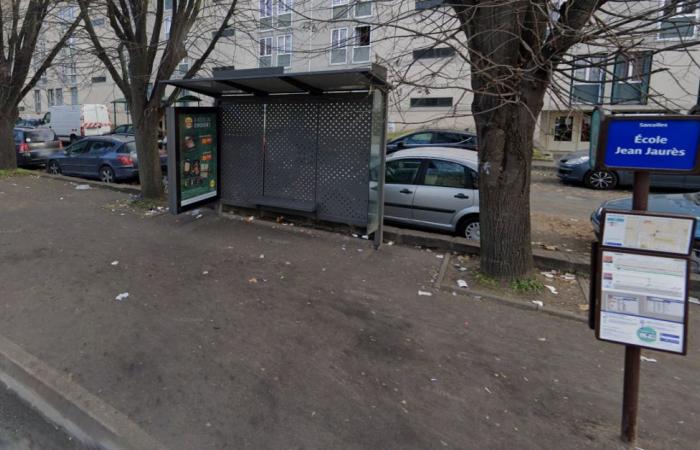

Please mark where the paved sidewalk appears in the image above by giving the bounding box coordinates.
[0,175,698,450]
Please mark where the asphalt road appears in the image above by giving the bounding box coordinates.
[0,385,90,450]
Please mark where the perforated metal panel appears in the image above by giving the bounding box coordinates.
[264,102,317,201]
[217,93,377,227]
[220,102,264,206]
[317,95,373,225]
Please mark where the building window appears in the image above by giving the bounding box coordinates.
[330,28,348,64]
[277,34,292,67]
[277,0,292,27]
[352,26,371,63]
[55,88,63,106]
[332,0,350,19]
[553,116,573,142]
[410,97,453,108]
[580,114,591,142]
[259,37,273,67]
[413,46,455,60]
[34,90,41,113]
[354,1,372,17]
[71,87,78,105]
[260,0,273,29]
[571,56,605,104]
[659,0,697,39]
[415,0,445,10]
[47,89,55,107]
[164,16,172,39]
[92,75,107,83]
[611,52,652,104]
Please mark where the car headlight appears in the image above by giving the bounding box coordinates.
[566,155,590,166]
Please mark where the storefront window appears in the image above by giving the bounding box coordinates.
[553,116,573,142]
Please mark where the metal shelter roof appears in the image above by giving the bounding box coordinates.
[161,64,389,98]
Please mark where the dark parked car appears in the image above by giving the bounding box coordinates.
[591,192,700,270]
[558,151,700,190]
[47,135,167,183]
[387,129,477,153]
[111,124,134,135]
[13,127,63,167]
[15,118,44,128]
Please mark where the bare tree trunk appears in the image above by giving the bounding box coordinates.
[473,91,544,280]
[133,110,164,199]
[0,109,19,170]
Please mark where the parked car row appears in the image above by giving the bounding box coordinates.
[46,135,168,183]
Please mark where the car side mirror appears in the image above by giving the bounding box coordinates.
[396,141,405,148]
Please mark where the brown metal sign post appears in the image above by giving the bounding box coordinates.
[620,171,650,443]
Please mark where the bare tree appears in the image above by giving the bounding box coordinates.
[0,0,83,170]
[329,0,700,279]
[77,0,237,199]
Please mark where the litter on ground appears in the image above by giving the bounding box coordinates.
[75,184,91,190]
[689,297,700,305]
[115,292,129,301]
[641,356,658,363]
[418,290,433,297]
[110,261,119,266]
[457,279,468,288]
[532,300,544,308]
[544,285,558,295]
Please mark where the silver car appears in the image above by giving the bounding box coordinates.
[384,147,480,239]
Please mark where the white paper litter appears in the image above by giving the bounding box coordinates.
[418,290,433,297]
[110,261,119,266]
[532,300,544,308]
[202,271,209,275]
[458,266,467,272]
[457,279,468,288]
[540,271,555,279]
[194,214,203,220]
[640,356,657,363]
[689,297,700,305]
[544,285,558,295]
[115,292,129,301]
[75,184,91,190]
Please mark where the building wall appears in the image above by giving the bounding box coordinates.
[19,1,700,154]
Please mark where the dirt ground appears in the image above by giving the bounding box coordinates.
[443,254,590,316]
[1,174,700,450]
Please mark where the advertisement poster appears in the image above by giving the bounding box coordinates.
[598,250,688,353]
[178,111,218,207]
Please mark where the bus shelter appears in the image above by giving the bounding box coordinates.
[162,65,390,246]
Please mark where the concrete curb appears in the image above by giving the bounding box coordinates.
[0,334,167,450]
[383,226,589,274]
[33,171,141,195]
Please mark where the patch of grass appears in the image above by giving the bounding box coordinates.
[129,198,166,211]
[532,147,553,161]
[473,271,498,288]
[0,168,31,179]
[510,278,544,294]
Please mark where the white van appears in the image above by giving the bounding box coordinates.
[43,104,112,142]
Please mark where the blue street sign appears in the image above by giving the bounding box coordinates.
[602,117,700,172]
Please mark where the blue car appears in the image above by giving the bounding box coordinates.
[591,192,700,270]
[46,135,167,183]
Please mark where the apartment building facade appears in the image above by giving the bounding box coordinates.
[20,1,700,154]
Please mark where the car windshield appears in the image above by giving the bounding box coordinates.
[24,129,56,142]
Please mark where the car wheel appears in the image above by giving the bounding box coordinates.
[47,160,61,175]
[457,216,480,241]
[584,170,618,190]
[99,165,115,183]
